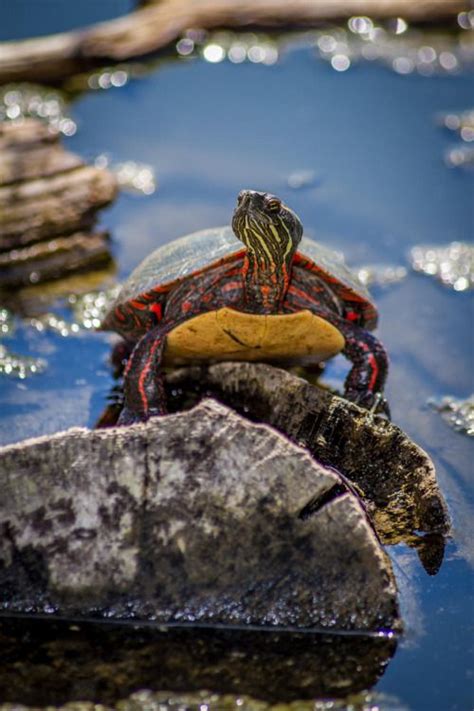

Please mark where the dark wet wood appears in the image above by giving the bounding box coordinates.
[0,0,466,84]
[0,231,112,288]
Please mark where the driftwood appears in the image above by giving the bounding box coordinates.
[0,119,117,289]
[0,166,116,249]
[0,0,466,84]
[0,399,399,634]
[0,118,56,149]
[168,363,450,566]
[0,120,117,250]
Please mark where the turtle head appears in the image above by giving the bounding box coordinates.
[232,190,303,266]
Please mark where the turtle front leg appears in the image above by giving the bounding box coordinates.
[119,325,171,425]
[337,321,390,416]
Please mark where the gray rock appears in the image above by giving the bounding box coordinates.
[0,399,399,633]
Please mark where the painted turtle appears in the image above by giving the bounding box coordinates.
[102,190,389,424]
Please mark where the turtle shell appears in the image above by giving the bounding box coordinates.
[102,226,376,338]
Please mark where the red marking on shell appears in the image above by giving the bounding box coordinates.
[130,299,147,310]
[288,283,316,304]
[129,251,246,312]
[150,302,163,320]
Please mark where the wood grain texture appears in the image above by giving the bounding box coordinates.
[0,0,465,83]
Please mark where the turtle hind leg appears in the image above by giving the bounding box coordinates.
[119,325,170,424]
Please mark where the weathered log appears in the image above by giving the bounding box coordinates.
[0,141,83,186]
[0,117,58,149]
[0,120,116,290]
[0,231,112,288]
[168,363,450,552]
[0,399,399,633]
[0,616,396,706]
[0,165,117,250]
[0,0,466,84]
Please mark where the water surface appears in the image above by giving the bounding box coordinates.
[0,7,473,709]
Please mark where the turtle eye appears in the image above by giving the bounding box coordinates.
[266,197,281,213]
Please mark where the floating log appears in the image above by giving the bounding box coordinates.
[0,0,466,84]
[0,399,399,634]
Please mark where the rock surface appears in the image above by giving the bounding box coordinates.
[0,399,399,633]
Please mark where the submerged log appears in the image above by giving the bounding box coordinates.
[0,0,465,84]
[0,399,400,634]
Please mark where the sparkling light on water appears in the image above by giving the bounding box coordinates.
[177,30,279,66]
[0,345,47,378]
[356,265,408,288]
[177,21,473,76]
[429,395,474,437]
[88,66,131,91]
[203,44,225,63]
[0,308,47,378]
[410,243,474,291]
[0,84,76,135]
[95,155,157,195]
[27,287,120,338]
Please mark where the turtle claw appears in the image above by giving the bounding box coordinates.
[117,405,167,426]
[367,392,391,420]
[348,390,391,420]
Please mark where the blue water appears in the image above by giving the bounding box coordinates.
[0,0,134,41]
[0,3,473,709]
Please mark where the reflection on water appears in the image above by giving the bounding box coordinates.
[0,617,397,707]
[0,15,473,711]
